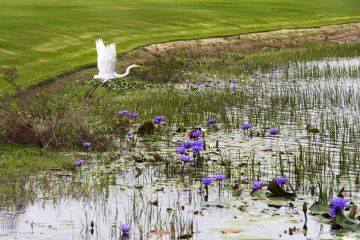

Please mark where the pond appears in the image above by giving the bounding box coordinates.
[0,56,359,239]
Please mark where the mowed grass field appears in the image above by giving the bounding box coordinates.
[1,0,360,91]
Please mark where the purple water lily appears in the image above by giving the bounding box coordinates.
[229,79,238,84]
[182,141,192,149]
[74,159,85,166]
[208,118,217,124]
[152,115,165,124]
[83,141,91,148]
[125,132,133,140]
[214,174,226,181]
[123,112,138,118]
[176,146,186,154]
[180,140,204,152]
[274,177,289,185]
[179,154,191,162]
[191,140,204,147]
[252,180,267,190]
[191,145,203,152]
[117,110,129,116]
[202,177,214,185]
[192,130,202,138]
[328,198,350,217]
[269,127,280,135]
[241,122,253,130]
[190,140,204,152]
[121,223,131,234]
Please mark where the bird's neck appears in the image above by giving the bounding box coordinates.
[117,65,136,78]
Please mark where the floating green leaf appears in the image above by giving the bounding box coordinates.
[309,203,329,216]
[267,181,296,199]
[334,213,360,231]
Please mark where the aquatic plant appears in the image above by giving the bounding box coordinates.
[328,198,350,217]
[274,177,288,185]
[83,141,92,148]
[192,130,202,138]
[213,174,226,197]
[202,177,214,185]
[191,145,202,153]
[123,112,139,118]
[74,159,85,166]
[117,110,129,116]
[269,128,280,135]
[125,132,133,140]
[202,177,213,200]
[252,180,266,190]
[208,118,217,124]
[229,79,237,84]
[241,122,252,130]
[180,154,191,162]
[121,223,131,234]
[192,140,204,147]
[176,146,186,154]
[214,174,226,181]
[182,141,192,149]
[138,121,155,135]
[152,115,165,124]
[188,140,205,163]
[83,141,91,159]
[178,140,204,163]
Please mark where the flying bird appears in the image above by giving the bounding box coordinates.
[86,39,139,97]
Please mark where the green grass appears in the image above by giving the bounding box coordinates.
[1,0,360,92]
[0,144,73,179]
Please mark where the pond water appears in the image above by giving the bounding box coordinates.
[0,168,348,240]
[1,57,360,239]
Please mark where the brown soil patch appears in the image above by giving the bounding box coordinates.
[142,22,360,54]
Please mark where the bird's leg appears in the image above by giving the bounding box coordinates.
[84,81,104,99]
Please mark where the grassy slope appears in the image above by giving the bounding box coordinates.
[0,0,360,91]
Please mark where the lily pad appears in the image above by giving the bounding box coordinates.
[334,213,360,231]
[266,197,289,208]
[135,167,143,177]
[233,187,244,197]
[178,233,193,239]
[267,181,296,199]
[250,189,266,198]
[309,202,329,217]
[138,121,155,135]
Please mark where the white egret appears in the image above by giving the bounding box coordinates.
[86,39,140,97]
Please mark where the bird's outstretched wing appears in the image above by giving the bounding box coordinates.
[95,39,117,75]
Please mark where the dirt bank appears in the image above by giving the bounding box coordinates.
[142,22,360,54]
